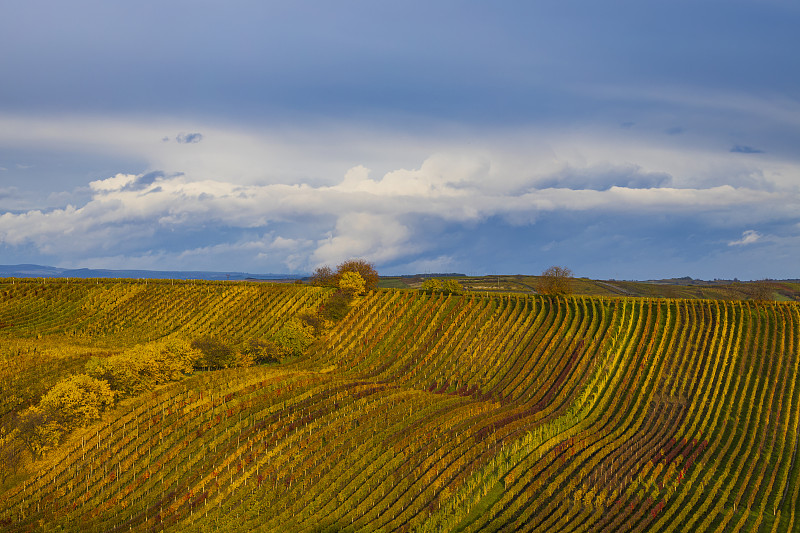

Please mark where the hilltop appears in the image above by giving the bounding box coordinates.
[5,265,799,302]
[380,274,800,301]
[1,278,799,532]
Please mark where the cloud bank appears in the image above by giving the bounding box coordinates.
[0,111,798,279]
[1,144,797,278]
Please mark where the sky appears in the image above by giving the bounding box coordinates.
[1,0,799,279]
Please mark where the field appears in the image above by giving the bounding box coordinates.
[381,275,800,302]
[1,278,799,532]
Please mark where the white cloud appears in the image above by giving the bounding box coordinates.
[1,158,797,272]
[1,112,799,273]
[2,113,797,194]
[311,213,415,267]
[728,230,762,246]
[90,173,138,191]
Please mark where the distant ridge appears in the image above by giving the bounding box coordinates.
[396,272,466,278]
[0,264,302,281]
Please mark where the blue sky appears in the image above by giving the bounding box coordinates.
[1,0,799,279]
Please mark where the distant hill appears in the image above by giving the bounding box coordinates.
[4,265,799,301]
[380,273,800,301]
[0,264,302,281]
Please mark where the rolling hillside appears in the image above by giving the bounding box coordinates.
[1,279,799,532]
[381,275,800,302]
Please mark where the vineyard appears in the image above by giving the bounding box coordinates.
[1,278,799,532]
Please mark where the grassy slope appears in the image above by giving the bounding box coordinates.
[382,275,800,301]
[0,280,799,532]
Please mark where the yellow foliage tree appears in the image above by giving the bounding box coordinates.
[312,259,379,290]
[87,338,199,395]
[19,374,115,458]
[336,259,379,290]
[339,271,366,296]
[39,374,115,428]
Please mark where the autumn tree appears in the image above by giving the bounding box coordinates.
[298,310,325,335]
[17,409,60,459]
[339,271,366,296]
[336,259,380,290]
[336,259,379,290]
[537,265,574,295]
[87,339,200,394]
[19,374,115,458]
[307,259,377,328]
[38,374,116,429]
[311,258,379,291]
[310,265,338,287]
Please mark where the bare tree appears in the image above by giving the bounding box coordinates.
[537,266,573,295]
[309,265,338,287]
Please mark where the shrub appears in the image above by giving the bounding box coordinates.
[298,310,325,336]
[242,338,281,364]
[87,339,199,395]
[190,336,239,370]
[273,320,313,359]
[421,278,464,295]
[320,291,352,321]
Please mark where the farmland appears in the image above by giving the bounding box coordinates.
[1,278,799,532]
